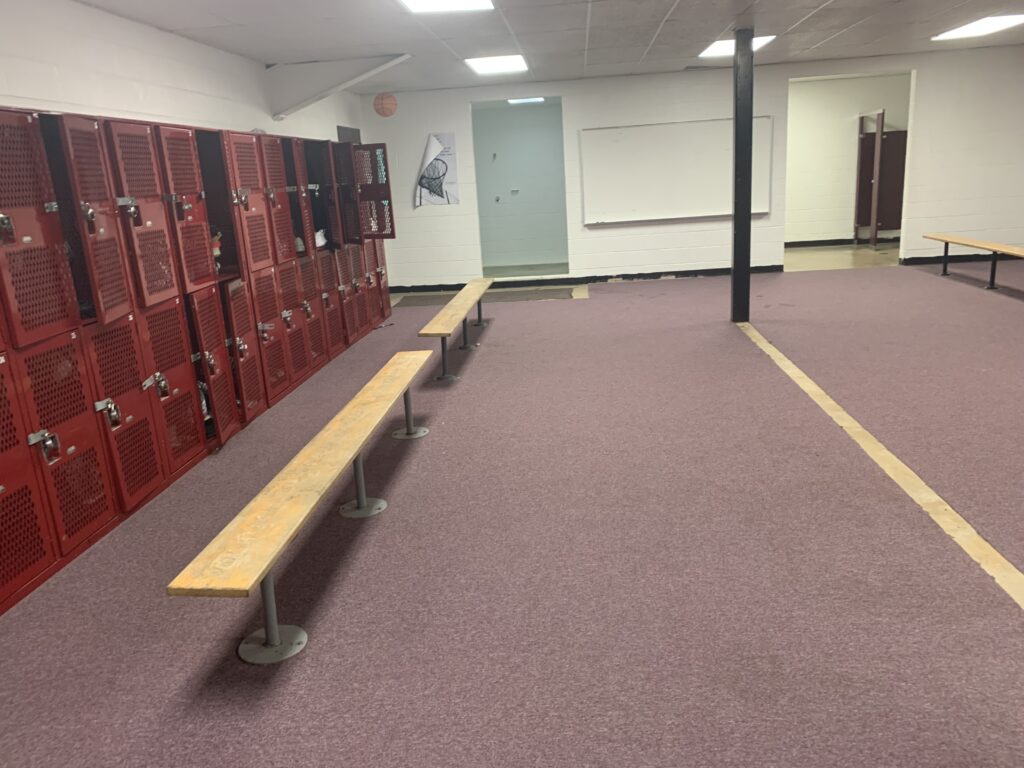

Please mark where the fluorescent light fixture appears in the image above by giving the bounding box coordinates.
[399,0,493,12]
[465,54,528,75]
[699,35,776,58]
[507,97,545,104]
[931,15,1024,40]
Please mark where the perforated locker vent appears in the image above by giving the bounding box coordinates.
[315,250,336,290]
[163,392,201,460]
[194,292,222,350]
[92,323,141,399]
[239,357,261,408]
[7,245,76,332]
[363,241,379,271]
[353,150,374,185]
[266,339,288,389]
[145,306,187,372]
[116,132,159,198]
[163,135,200,196]
[180,221,215,284]
[298,257,318,299]
[68,127,110,203]
[272,207,295,260]
[278,264,300,309]
[228,283,253,337]
[244,213,272,265]
[136,230,176,295]
[210,372,236,433]
[113,418,160,497]
[253,273,278,323]
[0,366,20,454]
[26,342,87,428]
[0,486,48,591]
[92,237,129,313]
[327,306,344,349]
[0,120,54,208]
[338,248,354,285]
[262,140,287,188]
[360,200,394,237]
[308,316,325,360]
[233,139,261,189]
[52,447,109,538]
[288,327,308,373]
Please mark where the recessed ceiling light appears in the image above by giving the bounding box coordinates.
[699,35,776,58]
[399,0,493,12]
[931,15,1024,40]
[507,97,545,104]
[466,55,528,75]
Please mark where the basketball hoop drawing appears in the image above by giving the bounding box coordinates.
[418,157,449,204]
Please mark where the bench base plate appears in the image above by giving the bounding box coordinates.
[392,426,429,440]
[340,498,388,519]
[238,625,308,665]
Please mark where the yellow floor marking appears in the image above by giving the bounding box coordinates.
[738,322,1024,609]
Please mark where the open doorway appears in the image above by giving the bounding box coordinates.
[784,73,912,272]
[471,98,569,278]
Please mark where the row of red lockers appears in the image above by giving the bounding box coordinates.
[0,107,398,613]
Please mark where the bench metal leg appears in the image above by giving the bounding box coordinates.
[473,300,487,327]
[987,252,999,289]
[459,317,472,351]
[238,572,308,665]
[392,389,429,440]
[436,338,457,381]
[941,242,949,276]
[340,453,388,518]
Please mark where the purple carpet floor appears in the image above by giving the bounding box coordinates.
[2,273,1023,767]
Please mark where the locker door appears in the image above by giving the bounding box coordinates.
[138,297,206,474]
[349,245,371,342]
[297,255,328,371]
[337,246,360,345]
[105,121,180,307]
[362,241,385,326]
[333,142,396,245]
[0,353,58,607]
[13,332,118,555]
[288,139,317,256]
[276,260,311,385]
[222,279,267,424]
[316,249,348,358]
[224,133,274,274]
[59,116,133,324]
[188,286,240,446]
[376,239,392,320]
[155,126,217,292]
[0,110,80,348]
[258,136,297,263]
[82,314,165,512]
[250,267,291,403]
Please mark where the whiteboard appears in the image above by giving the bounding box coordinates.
[580,116,773,225]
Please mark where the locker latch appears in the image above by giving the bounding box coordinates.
[27,430,61,463]
[266,188,276,201]
[301,300,314,319]
[44,202,59,214]
[116,196,139,219]
[281,308,294,329]
[257,322,275,341]
[204,351,218,375]
[367,274,376,288]
[235,337,249,359]
[80,202,96,222]
[321,291,332,308]
[232,189,251,210]
[141,374,155,391]
[352,280,361,294]
[0,213,13,244]
[154,372,170,399]
[94,398,122,429]
[307,183,320,197]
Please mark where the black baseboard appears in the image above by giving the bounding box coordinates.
[390,264,784,293]
[785,237,900,248]
[901,253,1016,266]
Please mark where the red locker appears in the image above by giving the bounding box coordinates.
[362,241,385,326]
[333,142,396,245]
[250,267,291,404]
[316,249,348,358]
[222,279,267,424]
[188,286,240,446]
[296,255,328,371]
[258,136,297,263]
[138,297,206,474]
[224,132,274,274]
[0,353,58,607]
[105,121,180,307]
[375,239,392,320]
[12,331,118,556]
[0,110,80,348]
[82,313,166,512]
[155,126,218,292]
[343,245,372,343]
[58,115,133,324]
[276,260,312,386]
[287,139,317,256]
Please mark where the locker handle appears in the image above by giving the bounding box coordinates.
[235,337,249,359]
[257,322,275,341]
[27,430,61,463]
[301,300,314,319]
[0,213,13,244]
[281,309,294,329]
[80,202,97,235]
[204,351,218,375]
[154,372,170,399]
[321,291,332,308]
[93,398,123,428]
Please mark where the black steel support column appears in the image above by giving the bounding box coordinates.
[731,28,754,323]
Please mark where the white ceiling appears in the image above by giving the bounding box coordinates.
[78,0,1024,93]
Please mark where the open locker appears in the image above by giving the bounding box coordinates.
[221,278,267,424]
[0,353,59,609]
[297,254,328,370]
[187,285,240,446]
[250,266,291,404]
[194,130,243,282]
[138,296,206,474]
[38,113,133,325]
[303,140,345,251]
[258,136,298,263]
[315,249,348,358]
[154,126,218,293]
[0,110,80,349]
[221,131,275,274]
[81,312,166,512]
[284,138,317,257]
[332,142,397,245]
[104,120,180,307]
[275,260,312,386]
[11,330,119,556]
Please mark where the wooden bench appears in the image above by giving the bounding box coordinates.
[418,278,494,380]
[167,350,432,665]
[924,233,1024,289]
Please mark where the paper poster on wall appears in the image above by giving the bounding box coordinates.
[415,132,459,207]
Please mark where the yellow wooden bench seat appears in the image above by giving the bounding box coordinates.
[924,233,1024,289]
[167,349,432,664]
[417,278,493,379]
